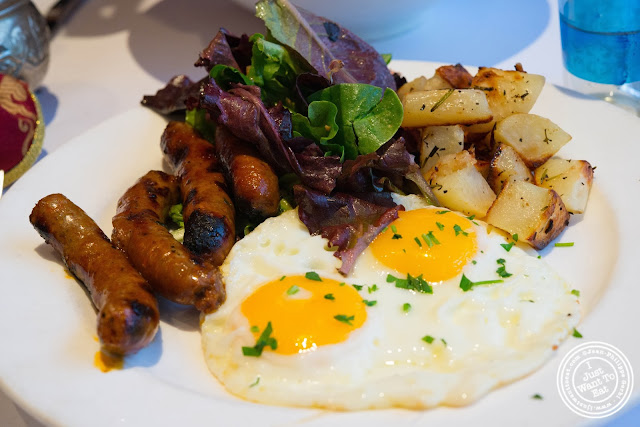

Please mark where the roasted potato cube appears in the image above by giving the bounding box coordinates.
[534,159,593,214]
[402,89,493,128]
[488,144,533,194]
[493,113,572,168]
[425,150,496,218]
[397,74,452,99]
[419,125,464,173]
[485,180,570,249]
[397,76,428,99]
[465,67,546,137]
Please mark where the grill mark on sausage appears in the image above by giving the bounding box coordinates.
[184,210,229,257]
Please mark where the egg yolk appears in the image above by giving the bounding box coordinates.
[241,275,367,355]
[370,208,477,282]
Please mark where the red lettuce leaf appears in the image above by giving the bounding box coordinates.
[142,29,253,115]
[199,79,341,193]
[288,138,343,194]
[294,185,403,275]
[200,79,292,173]
[337,138,439,205]
[256,0,396,90]
[195,29,253,73]
[140,75,204,115]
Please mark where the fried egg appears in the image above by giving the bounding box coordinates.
[201,195,580,410]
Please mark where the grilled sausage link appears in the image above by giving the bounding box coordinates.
[29,194,159,356]
[215,125,280,219]
[161,121,235,266]
[111,170,225,314]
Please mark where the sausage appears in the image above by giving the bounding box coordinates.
[161,121,235,266]
[215,125,280,219]
[29,193,159,356]
[111,170,225,314]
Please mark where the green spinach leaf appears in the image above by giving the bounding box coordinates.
[291,100,342,158]
[305,83,403,159]
[246,33,309,109]
[209,64,252,90]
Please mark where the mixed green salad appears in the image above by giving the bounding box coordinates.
[143,0,436,274]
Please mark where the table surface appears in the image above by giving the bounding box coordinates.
[1,0,637,425]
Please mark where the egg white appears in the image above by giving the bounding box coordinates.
[201,195,580,410]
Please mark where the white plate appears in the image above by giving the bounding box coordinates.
[0,61,638,426]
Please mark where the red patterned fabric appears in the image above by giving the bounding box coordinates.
[0,74,38,172]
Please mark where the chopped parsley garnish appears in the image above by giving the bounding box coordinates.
[500,235,518,251]
[453,224,468,237]
[352,284,363,291]
[339,282,345,286]
[286,285,300,295]
[279,275,286,281]
[555,242,574,247]
[391,225,402,240]
[250,325,260,333]
[414,237,422,247]
[571,289,580,297]
[436,210,449,215]
[387,273,433,294]
[362,299,377,307]
[422,231,440,247]
[436,222,445,231]
[324,293,335,300]
[472,260,477,265]
[403,303,412,312]
[368,284,379,293]
[459,274,504,292]
[441,338,448,346]
[573,328,583,338]
[305,271,322,281]
[501,242,515,252]
[334,314,355,325]
[496,258,512,278]
[422,335,434,344]
[242,322,277,357]
[249,377,260,388]
[532,393,543,400]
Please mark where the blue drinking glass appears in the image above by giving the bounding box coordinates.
[559,0,640,112]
